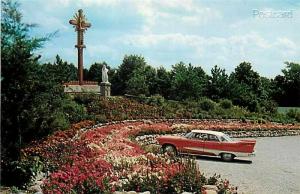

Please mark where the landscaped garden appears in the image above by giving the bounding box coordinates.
[2,1,300,193]
[14,119,298,194]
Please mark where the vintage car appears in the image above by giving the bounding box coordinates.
[157,130,256,161]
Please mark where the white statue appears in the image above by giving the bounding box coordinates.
[102,64,109,83]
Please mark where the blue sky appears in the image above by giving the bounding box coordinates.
[20,0,300,77]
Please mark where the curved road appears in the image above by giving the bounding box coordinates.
[196,136,300,194]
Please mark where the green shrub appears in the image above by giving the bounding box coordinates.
[260,100,277,113]
[50,112,70,131]
[257,118,267,124]
[240,116,247,123]
[73,93,99,105]
[10,186,20,194]
[246,99,260,112]
[198,98,216,111]
[146,94,165,106]
[94,114,107,123]
[207,174,220,185]
[211,106,226,116]
[219,99,233,109]
[62,98,88,123]
[1,156,43,188]
[286,109,300,122]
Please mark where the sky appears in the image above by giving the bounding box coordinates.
[20,0,300,77]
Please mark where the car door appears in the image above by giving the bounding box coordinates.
[203,134,222,156]
[182,132,205,155]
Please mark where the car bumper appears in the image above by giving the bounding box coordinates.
[236,151,256,157]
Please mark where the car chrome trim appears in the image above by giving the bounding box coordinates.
[183,147,255,157]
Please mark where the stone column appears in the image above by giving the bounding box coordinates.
[100,82,111,97]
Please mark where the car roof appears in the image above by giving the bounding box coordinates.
[191,130,225,137]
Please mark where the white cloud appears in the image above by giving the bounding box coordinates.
[121,32,275,51]
[43,0,121,7]
[76,0,121,7]
[55,0,72,7]
[88,44,118,58]
[275,37,297,50]
[134,0,221,32]
[274,37,298,57]
[117,32,299,75]
[121,33,201,47]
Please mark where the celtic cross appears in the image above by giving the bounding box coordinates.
[69,9,91,85]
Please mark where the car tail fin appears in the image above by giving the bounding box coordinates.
[239,140,256,152]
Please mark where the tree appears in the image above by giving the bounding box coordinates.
[110,68,123,95]
[272,62,300,106]
[228,62,261,111]
[1,0,86,162]
[231,62,261,93]
[228,80,259,112]
[115,55,147,94]
[1,1,87,186]
[1,0,49,160]
[169,62,190,100]
[126,68,150,95]
[155,67,172,98]
[143,65,157,95]
[40,55,77,84]
[170,62,207,100]
[207,65,229,100]
[259,77,277,113]
[87,62,110,83]
[124,64,158,96]
[83,68,89,81]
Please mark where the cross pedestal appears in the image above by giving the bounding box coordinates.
[64,81,100,93]
[63,9,101,94]
[100,82,111,97]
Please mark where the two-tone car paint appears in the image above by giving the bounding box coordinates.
[157,130,256,160]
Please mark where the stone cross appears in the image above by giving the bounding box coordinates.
[69,9,91,85]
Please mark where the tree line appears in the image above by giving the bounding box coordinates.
[59,55,299,111]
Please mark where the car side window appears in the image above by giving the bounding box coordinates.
[194,133,201,139]
[186,132,196,139]
[208,134,219,142]
[195,133,208,141]
[220,136,227,142]
[190,133,204,140]
[200,134,208,140]
[187,133,220,142]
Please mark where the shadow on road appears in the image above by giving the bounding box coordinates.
[194,155,253,164]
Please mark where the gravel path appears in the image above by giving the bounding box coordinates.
[196,136,300,194]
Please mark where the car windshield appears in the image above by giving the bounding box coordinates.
[184,132,193,138]
[220,134,233,142]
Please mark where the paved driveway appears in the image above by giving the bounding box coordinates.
[196,136,300,194]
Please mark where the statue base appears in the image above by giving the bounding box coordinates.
[100,82,111,97]
[63,81,100,94]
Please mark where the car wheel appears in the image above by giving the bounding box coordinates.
[164,145,177,156]
[221,153,234,161]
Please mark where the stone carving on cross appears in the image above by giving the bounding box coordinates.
[69,9,91,85]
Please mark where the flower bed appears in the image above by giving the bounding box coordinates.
[23,120,242,193]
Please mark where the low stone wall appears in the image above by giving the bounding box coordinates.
[135,129,300,146]
[74,118,300,146]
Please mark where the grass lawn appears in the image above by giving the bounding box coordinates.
[277,107,300,113]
